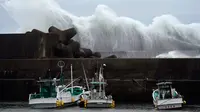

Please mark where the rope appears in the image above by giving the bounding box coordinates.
[132,79,146,90]
[81,63,90,91]
[59,76,82,93]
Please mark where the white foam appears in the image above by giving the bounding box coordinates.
[155,50,191,58]
[1,0,200,58]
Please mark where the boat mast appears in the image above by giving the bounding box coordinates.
[81,63,90,90]
[99,64,102,96]
[71,64,73,94]
[39,77,41,93]
[102,64,105,96]
[60,64,64,85]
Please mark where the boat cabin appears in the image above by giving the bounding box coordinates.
[30,78,59,99]
[88,80,107,99]
[86,63,108,99]
[90,81,107,91]
[156,82,173,99]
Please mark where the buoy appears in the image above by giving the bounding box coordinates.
[80,98,84,102]
[111,100,115,108]
[84,100,87,108]
[56,100,60,107]
[154,105,158,110]
[71,97,75,102]
[61,100,64,106]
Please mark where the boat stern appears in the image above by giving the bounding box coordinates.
[29,98,57,109]
[156,98,183,109]
[84,99,115,108]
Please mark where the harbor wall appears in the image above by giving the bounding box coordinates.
[0,59,200,104]
[0,33,59,59]
[1,31,200,104]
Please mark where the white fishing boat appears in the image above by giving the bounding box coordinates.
[152,82,186,110]
[28,61,85,109]
[79,64,115,108]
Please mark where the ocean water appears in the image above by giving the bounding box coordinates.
[1,104,200,112]
[1,0,200,58]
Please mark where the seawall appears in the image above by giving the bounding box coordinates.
[0,58,200,104]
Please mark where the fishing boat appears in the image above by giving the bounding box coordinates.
[79,64,115,108]
[152,82,186,110]
[28,61,85,108]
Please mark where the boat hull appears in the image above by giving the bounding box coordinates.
[29,96,81,109]
[155,103,182,110]
[29,98,57,109]
[153,98,183,110]
[30,103,57,109]
[85,100,113,108]
[29,101,79,109]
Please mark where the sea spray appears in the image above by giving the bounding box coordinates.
[1,0,200,58]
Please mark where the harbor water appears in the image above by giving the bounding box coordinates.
[0,103,200,112]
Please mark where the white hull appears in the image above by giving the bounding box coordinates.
[30,103,57,109]
[29,95,81,109]
[29,98,56,109]
[85,99,113,108]
[30,101,79,109]
[29,63,85,109]
[153,98,183,109]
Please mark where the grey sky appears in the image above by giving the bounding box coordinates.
[0,0,200,32]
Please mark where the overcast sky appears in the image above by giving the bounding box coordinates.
[0,0,199,32]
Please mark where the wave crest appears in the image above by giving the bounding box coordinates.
[1,0,200,58]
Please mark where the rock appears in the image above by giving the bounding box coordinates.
[25,31,31,34]
[93,52,101,58]
[104,55,117,58]
[48,26,61,33]
[48,26,77,44]
[31,29,45,37]
[79,48,93,58]
[61,28,77,44]
[89,56,100,58]
[54,40,80,58]
[30,27,118,59]
[67,40,80,54]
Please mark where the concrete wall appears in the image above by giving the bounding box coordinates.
[0,33,59,59]
[0,59,200,79]
[0,58,200,103]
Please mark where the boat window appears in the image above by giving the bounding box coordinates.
[159,85,170,89]
[159,87,172,99]
[91,85,100,92]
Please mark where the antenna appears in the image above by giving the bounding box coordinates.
[57,60,65,85]
[71,64,73,94]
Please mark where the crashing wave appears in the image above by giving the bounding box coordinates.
[154,50,197,58]
[1,0,200,58]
